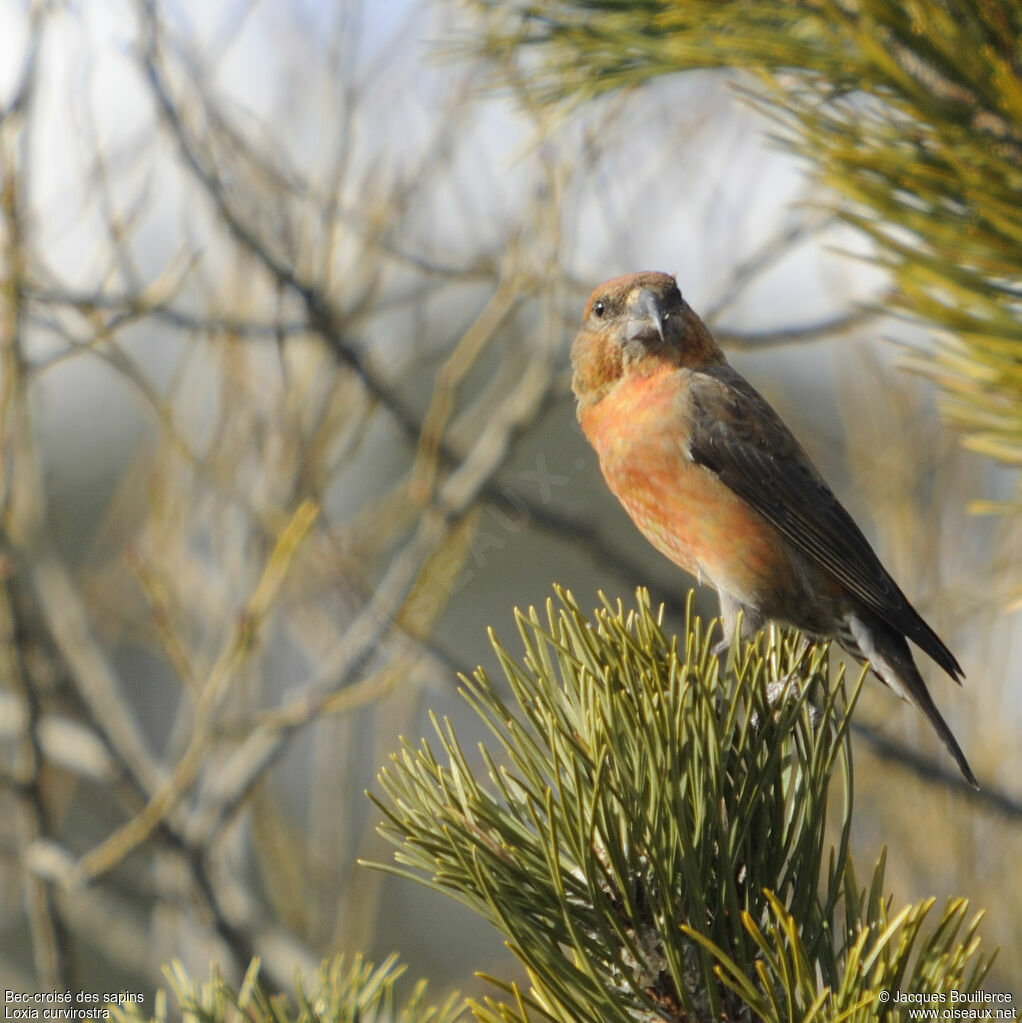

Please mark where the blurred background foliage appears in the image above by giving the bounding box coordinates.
[0,0,1018,1008]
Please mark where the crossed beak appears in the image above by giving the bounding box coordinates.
[624,288,666,344]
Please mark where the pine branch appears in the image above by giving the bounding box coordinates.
[368,589,993,1022]
[109,954,466,1023]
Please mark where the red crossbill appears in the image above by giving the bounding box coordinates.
[571,271,976,787]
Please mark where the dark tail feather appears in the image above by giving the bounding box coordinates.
[845,613,978,789]
[894,662,978,789]
[899,601,965,684]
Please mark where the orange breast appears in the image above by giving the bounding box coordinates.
[580,367,789,604]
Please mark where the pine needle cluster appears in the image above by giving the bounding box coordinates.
[109,955,465,1023]
[370,589,991,1022]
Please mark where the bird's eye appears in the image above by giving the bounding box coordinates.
[593,300,606,318]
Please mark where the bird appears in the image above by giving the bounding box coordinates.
[570,270,977,787]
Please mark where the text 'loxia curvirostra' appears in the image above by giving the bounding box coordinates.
[571,271,976,787]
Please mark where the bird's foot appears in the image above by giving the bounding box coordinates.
[751,674,823,730]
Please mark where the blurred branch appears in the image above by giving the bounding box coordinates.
[0,2,74,987]
[714,306,878,350]
[702,214,835,322]
[138,4,419,434]
[0,573,74,988]
[852,721,1022,818]
[32,552,168,795]
[75,499,319,882]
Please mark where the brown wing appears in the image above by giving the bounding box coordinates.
[685,365,963,681]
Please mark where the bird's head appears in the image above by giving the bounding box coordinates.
[570,271,724,411]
